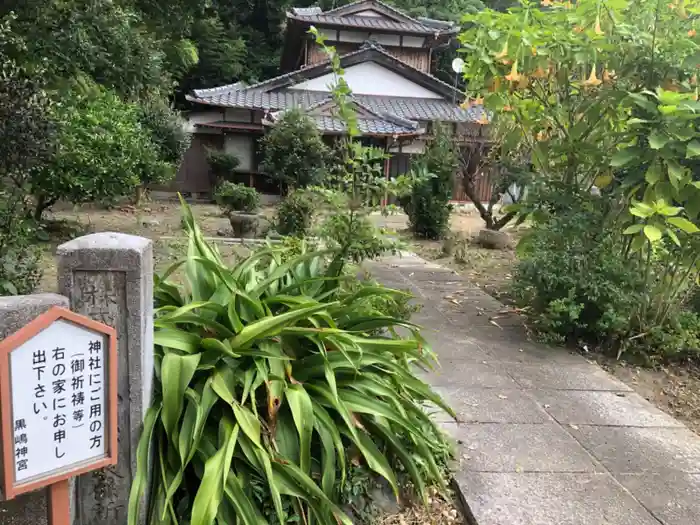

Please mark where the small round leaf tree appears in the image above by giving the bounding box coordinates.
[260,108,327,190]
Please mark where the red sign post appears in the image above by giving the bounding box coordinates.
[0,306,117,525]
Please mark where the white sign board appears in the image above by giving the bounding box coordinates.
[0,307,116,499]
[10,319,108,483]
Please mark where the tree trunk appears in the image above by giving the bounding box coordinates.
[134,185,145,206]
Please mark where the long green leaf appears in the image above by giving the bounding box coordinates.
[127,404,161,525]
[190,419,239,525]
[161,352,201,436]
[229,303,336,349]
[285,384,314,475]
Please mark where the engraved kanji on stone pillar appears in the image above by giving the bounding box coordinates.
[57,233,153,525]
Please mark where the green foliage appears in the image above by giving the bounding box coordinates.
[208,150,241,182]
[320,208,402,264]
[275,191,315,237]
[138,98,191,178]
[513,201,644,345]
[260,109,327,189]
[128,202,454,525]
[215,182,260,213]
[30,83,168,219]
[464,0,700,360]
[404,125,457,239]
[0,15,52,294]
[3,0,171,97]
[176,16,247,102]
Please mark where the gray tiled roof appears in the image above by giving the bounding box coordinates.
[287,0,456,35]
[310,115,421,135]
[287,12,437,34]
[190,88,483,123]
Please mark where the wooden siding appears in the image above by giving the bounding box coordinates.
[306,42,430,72]
[452,171,492,203]
[171,134,223,194]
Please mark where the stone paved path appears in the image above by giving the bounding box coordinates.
[366,253,700,525]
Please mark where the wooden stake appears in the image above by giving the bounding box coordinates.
[48,479,71,525]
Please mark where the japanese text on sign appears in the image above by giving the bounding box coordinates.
[9,319,108,483]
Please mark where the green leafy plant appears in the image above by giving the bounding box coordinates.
[274,190,315,237]
[128,201,454,525]
[404,124,457,239]
[208,150,241,183]
[260,108,327,190]
[27,81,169,220]
[512,198,645,346]
[215,181,260,213]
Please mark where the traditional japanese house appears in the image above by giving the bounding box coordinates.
[175,0,489,201]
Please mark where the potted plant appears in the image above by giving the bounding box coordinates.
[214,181,261,237]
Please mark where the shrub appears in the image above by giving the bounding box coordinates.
[260,108,327,189]
[404,124,457,239]
[207,150,240,182]
[138,98,191,176]
[215,181,260,213]
[512,203,644,346]
[275,190,315,237]
[29,82,169,220]
[128,201,454,525]
[0,20,52,294]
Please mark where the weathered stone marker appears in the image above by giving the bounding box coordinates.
[57,232,154,525]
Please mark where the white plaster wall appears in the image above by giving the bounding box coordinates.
[337,31,400,46]
[402,35,426,48]
[185,111,224,133]
[389,140,426,154]
[338,30,371,43]
[374,33,401,46]
[224,108,253,122]
[290,62,442,98]
[225,134,254,171]
[354,9,385,17]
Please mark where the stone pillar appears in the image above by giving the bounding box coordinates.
[57,233,153,525]
[0,293,70,525]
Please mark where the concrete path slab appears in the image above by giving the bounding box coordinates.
[444,422,602,473]
[531,389,685,427]
[365,253,700,525]
[568,425,700,474]
[455,472,661,525]
[617,473,700,525]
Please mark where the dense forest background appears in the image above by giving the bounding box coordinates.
[1,0,514,111]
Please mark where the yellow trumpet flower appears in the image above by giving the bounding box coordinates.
[583,66,602,87]
[594,16,603,35]
[495,41,509,60]
[505,61,522,83]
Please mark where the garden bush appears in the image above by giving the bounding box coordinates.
[207,150,240,183]
[274,190,315,237]
[260,108,327,190]
[128,201,454,525]
[0,21,51,294]
[215,181,260,213]
[512,200,644,346]
[404,125,457,240]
